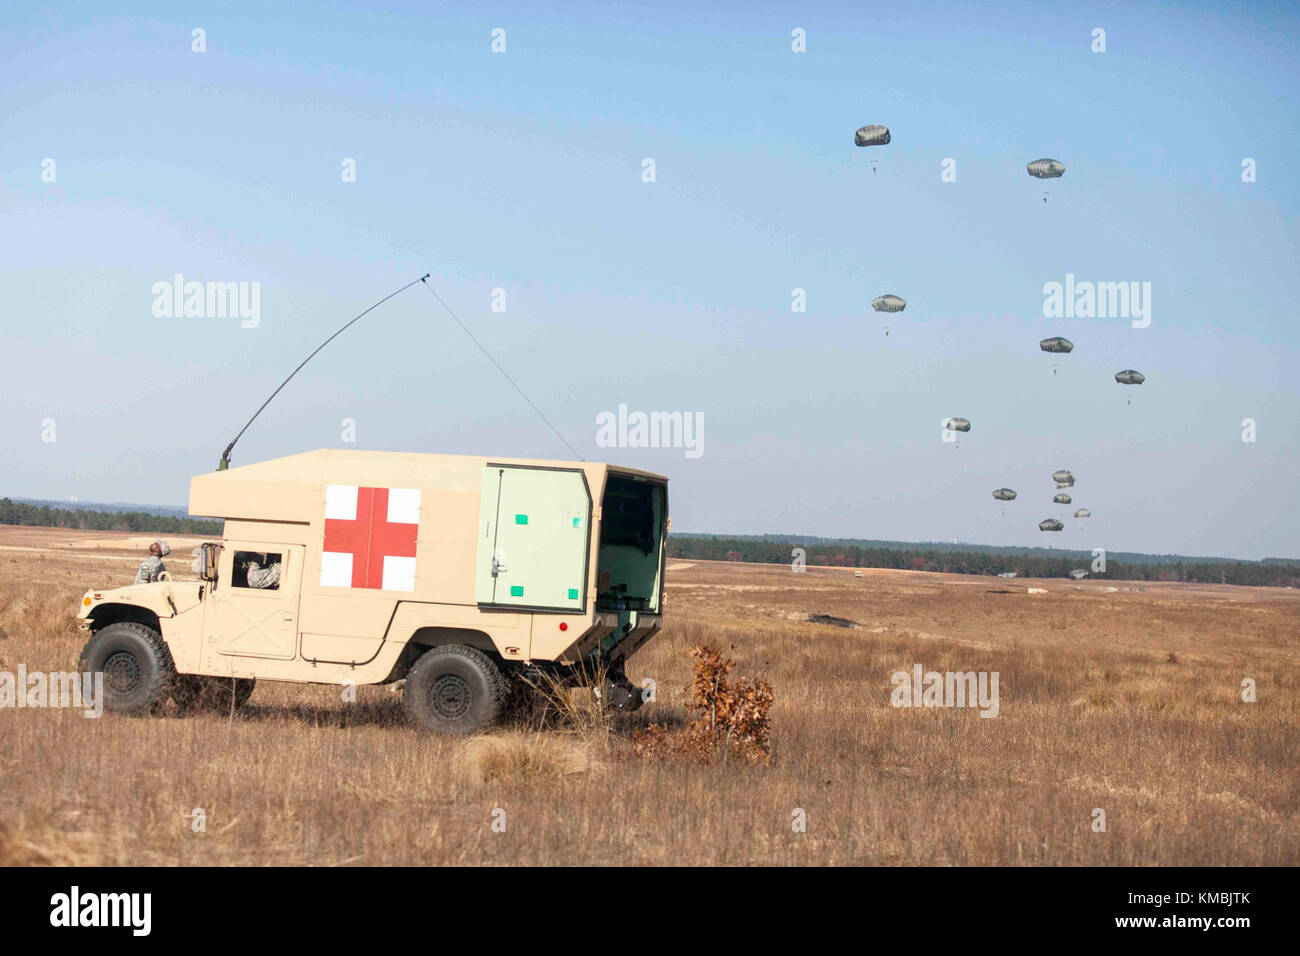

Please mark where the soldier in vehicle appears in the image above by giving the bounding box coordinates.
[134,539,170,584]
[244,553,282,589]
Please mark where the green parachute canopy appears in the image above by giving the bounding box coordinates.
[854,125,891,147]
[1027,158,1065,179]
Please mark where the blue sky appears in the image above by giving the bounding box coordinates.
[1,1,1297,559]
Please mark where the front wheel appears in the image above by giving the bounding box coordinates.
[403,645,507,734]
[78,622,177,715]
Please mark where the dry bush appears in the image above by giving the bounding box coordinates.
[455,731,597,787]
[519,657,612,736]
[633,644,774,764]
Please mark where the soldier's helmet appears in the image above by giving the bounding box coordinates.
[155,539,171,557]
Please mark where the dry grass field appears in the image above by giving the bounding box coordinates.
[0,525,1296,866]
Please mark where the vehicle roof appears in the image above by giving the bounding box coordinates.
[190,448,666,521]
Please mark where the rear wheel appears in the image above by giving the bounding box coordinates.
[404,645,507,734]
[78,622,177,715]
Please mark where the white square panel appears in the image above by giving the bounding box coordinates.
[386,488,421,525]
[324,484,358,521]
[382,555,416,591]
[319,551,353,588]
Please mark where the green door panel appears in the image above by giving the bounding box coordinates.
[474,466,591,610]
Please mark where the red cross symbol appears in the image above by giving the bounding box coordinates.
[323,486,418,589]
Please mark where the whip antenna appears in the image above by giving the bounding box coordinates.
[217,274,429,470]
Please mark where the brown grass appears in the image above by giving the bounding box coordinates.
[0,527,1296,865]
[456,732,598,787]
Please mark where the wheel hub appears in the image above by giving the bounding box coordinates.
[431,674,470,719]
[103,651,142,693]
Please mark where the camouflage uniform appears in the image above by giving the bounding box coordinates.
[246,560,281,589]
[133,539,170,585]
[134,555,167,585]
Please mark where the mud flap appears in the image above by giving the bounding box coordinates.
[602,665,643,712]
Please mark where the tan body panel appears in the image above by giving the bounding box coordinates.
[80,448,667,687]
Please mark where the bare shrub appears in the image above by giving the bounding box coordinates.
[633,644,773,764]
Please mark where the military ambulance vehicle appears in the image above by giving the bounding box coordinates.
[77,449,668,733]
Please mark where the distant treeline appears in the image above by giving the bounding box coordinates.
[668,535,1300,588]
[0,498,223,535]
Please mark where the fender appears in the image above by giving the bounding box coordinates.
[79,581,203,627]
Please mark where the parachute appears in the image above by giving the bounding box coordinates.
[1040,336,1073,375]
[855,125,890,175]
[1027,158,1065,179]
[871,294,905,336]
[1039,519,1064,532]
[1053,493,1072,505]
[1074,508,1091,518]
[1027,158,1065,203]
[1069,569,1089,580]
[1052,470,1074,488]
[1116,369,1145,405]
[992,488,1017,501]
[944,417,971,432]
[854,125,891,147]
[997,571,1018,579]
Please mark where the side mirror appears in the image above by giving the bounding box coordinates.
[191,542,222,581]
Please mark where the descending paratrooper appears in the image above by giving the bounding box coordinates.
[855,125,891,175]
[993,487,1017,518]
[1040,336,1073,375]
[1027,158,1065,202]
[1116,369,1145,405]
[872,293,906,337]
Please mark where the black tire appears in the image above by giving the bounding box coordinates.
[78,621,177,716]
[174,675,256,714]
[403,644,507,734]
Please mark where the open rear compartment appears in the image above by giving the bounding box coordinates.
[596,473,667,614]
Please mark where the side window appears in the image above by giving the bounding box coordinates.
[232,550,285,591]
